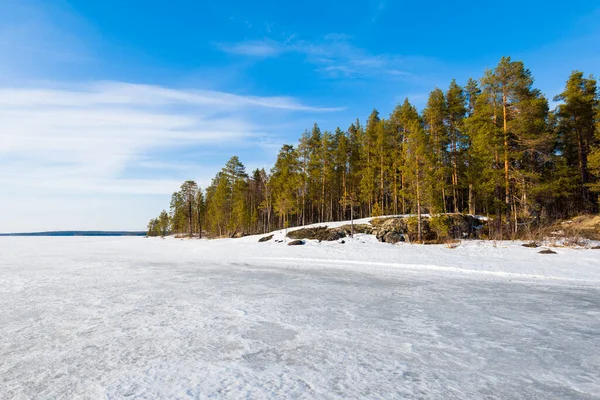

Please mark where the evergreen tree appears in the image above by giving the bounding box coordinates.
[423,88,449,212]
[346,120,364,216]
[271,145,301,227]
[445,79,468,213]
[479,57,550,235]
[465,78,481,116]
[586,96,600,201]
[404,115,430,241]
[169,191,186,235]
[206,172,230,236]
[179,180,199,237]
[361,109,381,214]
[147,218,160,236]
[391,99,421,214]
[195,191,205,238]
[554,71,599,211]
[223,156,249,236]
[158,210,170,236]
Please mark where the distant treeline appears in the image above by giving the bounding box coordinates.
[0,231,147,237]
[148,57,600,241]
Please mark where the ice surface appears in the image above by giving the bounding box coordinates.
[1,235,599,399]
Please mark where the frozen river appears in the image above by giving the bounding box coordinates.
[1,237,599,399]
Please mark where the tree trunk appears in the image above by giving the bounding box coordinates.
[452,138,459,213]
[321,173,325,223]
[342,170,347,220]
[513,198,518,236]
[577,127,591,209]
[416,157,422,242]
[468,183,475,215]
[380,152,384,212]
[393,168,398,215]
[188,202,193,237]
[503,91,510,225]
[442,187,447,214]
[350,203,354,238]
[401,173,406,214]
[198,213,202,239]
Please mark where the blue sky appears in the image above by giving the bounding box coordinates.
[0,0,599,232]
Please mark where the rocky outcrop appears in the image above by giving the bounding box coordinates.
[371,218,409,243]
[287,224,372,241]
[371,214,485,243]
[287,239,305,246]
[337,224,373,236]
[287,226,339,241]
[284,215,484,244]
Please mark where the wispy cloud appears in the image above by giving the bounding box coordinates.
[218,39,283,57]
[371,1,386,23]
[0,82,343,112]
[0,81,344,231]
[216,34,419,79]
[0,81,341,196]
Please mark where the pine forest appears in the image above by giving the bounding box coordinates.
[148,57,600,241]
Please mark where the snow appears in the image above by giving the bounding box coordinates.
[1,233,600,399]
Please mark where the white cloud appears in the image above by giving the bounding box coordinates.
[217,34,420,79]
[0,81,341,231]
[0,81,343,112]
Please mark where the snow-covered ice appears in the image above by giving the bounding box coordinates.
[1,234,600,399]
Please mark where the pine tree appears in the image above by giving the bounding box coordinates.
[179,181,199,237]
[254,168,272,233]
[147,218,159,236]
[297,129,311,226]
[391,99,421,215]
[305,123,324,223]
[463,78,482,214]
[404,116,430,241]
[586,96,600,201]
[318,131,335,222]
[195,191,205,238]
[346,120,364,216]
[465,78,481,116]
[423,88,449,213]
[554,71,599,211]
[169,191,186,235]
[479,57,550,235]
[271,145,301,227]
[206,172,230,236]
[158,210,170,236]
[361,109,380,214]
[333,127,350,220]
[445,79,468,213]
[223,156,249,236]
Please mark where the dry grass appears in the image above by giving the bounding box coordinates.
[549,215,600,241]
[537,214,600,248]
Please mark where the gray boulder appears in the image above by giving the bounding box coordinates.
[258,234,274,242]
[384,232,405,244]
